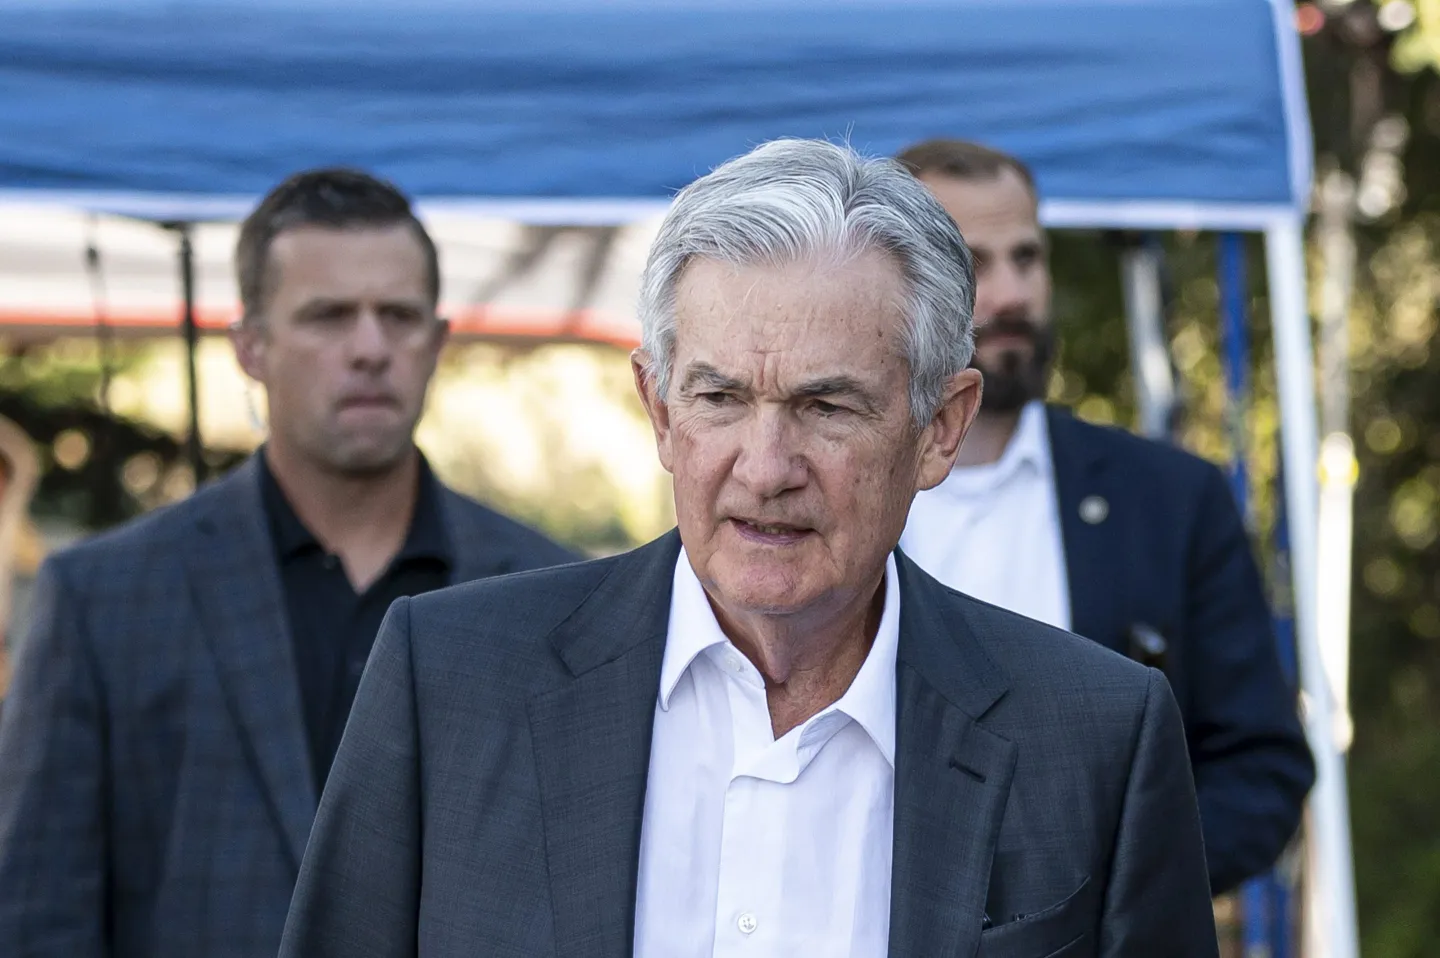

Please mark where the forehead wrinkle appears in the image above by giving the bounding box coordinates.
[677,249,911,390]
[738,273,766,316]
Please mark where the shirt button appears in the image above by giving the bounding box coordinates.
[725,653,745,674]
[737,913,758,935]
[322,554,339,571]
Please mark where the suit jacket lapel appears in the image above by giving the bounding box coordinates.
[889,555,1017,958]
[528,532,678,958]
[187,456,317,870]
[1047,406,1127,654]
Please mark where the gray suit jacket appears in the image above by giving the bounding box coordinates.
[0,456,576,958]
[281,531,1218,957]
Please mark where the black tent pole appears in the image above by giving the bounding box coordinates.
[163,222,206,484]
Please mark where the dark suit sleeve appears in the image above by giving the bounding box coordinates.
[1183,466,1315,893]
[1101,669,1218,957]
[0,560,109,957]
[279,597,422,958]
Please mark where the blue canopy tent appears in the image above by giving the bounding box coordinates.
[0,0,1355,952]
[4,0,1308,227]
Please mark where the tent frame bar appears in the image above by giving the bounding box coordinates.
[0,190,1305,233]
[1264,216,1358,958]
[160,221,207,485]
[1118,235,1176,439]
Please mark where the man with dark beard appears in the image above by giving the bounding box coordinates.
[895,139,1315,897]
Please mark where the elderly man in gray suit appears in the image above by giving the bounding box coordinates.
[0,168,575,958]
[281,140,1218,958]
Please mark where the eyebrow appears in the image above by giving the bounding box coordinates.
[295,298,356,315]
[678,362,747,394]
[793,375,881,414]
[678,364,881,413]
[297,296,428,315]
[971,235,1047,262]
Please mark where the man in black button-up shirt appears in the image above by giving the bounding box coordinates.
[0,168,577,958]
[260,451,454,793]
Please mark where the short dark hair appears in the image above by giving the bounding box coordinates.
[894,139,1037,196]
[235,167,440,320]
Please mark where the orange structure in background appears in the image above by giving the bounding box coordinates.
[0,304,640,350]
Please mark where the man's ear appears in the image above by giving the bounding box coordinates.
[916,368,983,491]
[229,318,267,383]
[631,349,675,474]
[424,316,451,374]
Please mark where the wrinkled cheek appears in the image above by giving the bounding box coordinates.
[672,435,730,485]
[668,446,720,525]
[843,461,913,539]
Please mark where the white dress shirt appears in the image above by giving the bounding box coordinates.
[633,550,900,958]
[900,400,1072,630]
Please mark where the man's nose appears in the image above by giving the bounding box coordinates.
[347,310,391,368]
[731,410,808,499]
[979,262,1030,321]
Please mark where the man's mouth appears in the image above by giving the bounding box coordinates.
[730,518,812,544]
[975,320,1038,348]
[338,395,398,410]
[979,331,1033,350]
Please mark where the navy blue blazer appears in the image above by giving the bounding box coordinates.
[1045,406,1315,894]
[0,456,577,958]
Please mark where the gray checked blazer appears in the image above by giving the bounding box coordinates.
[0,455,576,958]
[280,531,1219,958]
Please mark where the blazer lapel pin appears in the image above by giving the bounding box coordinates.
[1079,495,1109,525]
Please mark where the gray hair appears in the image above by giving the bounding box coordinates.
[638,138,975,427]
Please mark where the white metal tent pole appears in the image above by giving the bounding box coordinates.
[1265,216,1358,958]
[1315,169,1358,753]
[1120,239,1176,439]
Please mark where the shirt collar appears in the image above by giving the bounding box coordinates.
[658,549,901,767]
[1005,400,1052,473]
[939,399,1053,497]
[658,549,734,710]
[258,447,453,568]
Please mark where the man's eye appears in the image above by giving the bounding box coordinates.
[382,306,425,324]
[812,400,844,416]
[699,392,735,406]
[310,306,352,322]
